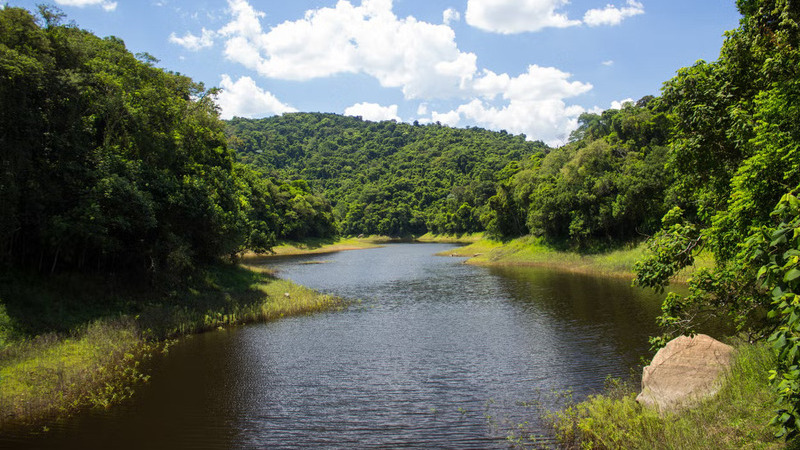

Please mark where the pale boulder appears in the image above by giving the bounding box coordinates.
[636,334,734,411]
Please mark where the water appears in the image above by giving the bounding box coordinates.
[2,243,663,448]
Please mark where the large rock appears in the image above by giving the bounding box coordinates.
[636,334,734,412]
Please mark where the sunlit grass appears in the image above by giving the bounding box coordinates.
[442,235,713,284]
[547,341,785,449]
[245,236,385,258]
[0,319,151,427]
[415,232,485,243]
[0,264,342,429]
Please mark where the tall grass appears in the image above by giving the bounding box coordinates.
[549,341,785,449]
[444,235,715,282]
[0,263,342,429]
[0,319,151,427]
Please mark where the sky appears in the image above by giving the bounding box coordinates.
[7,0,742,145]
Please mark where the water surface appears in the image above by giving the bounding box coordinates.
[2,243,663,448]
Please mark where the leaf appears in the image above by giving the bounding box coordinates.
[785,268,800,283]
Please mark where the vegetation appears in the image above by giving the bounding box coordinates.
[227,114,546,237]
[0,264,341,427]
[0,6,335,285]
[547,342,782,449]
[2,0,800,444]
[0,6,340,430]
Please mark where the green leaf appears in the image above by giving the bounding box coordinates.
[785,268,800,283]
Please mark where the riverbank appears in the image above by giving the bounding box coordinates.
[538,340,786,449]
[242,236,390,259]
[0,264,342,430]
[439,235,714,283]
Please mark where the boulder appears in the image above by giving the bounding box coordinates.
[636,334,734,412]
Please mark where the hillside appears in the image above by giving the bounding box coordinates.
[227,113,547,236]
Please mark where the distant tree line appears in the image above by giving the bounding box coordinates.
[227,113,547,237]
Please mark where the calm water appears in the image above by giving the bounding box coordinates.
[2,243,664,449]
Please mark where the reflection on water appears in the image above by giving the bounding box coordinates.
[2,243,664,449]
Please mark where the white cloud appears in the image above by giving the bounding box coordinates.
[169,28,216,51]
[216,75,296,120]
[428,65,592,145]
[214,0,477,99]
[175,0,595,144]
[443,8,461,25]
[344,102,400,122]
[602,60,614,66]
[432,110,461,126]
[584,0,644,27]
[465,0,580,34]
[610,98,634,109]
[54,0,117,11]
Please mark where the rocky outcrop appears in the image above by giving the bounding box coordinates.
[636,334,734,412]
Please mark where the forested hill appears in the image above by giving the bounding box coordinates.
[227,114,547,236]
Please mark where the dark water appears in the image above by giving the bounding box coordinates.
[2,243,664,449]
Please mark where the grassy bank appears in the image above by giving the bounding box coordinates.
[542,341,785,449]
[414,232,485,244]
[243,236,388,258]
[442,235,714,282]
[0,264,341,429]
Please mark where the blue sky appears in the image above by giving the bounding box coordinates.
[7,0,741,144]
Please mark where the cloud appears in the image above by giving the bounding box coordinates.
[610,98,634,109]
[601,60,614,66]
[169,28,216,51]
[216,75,296,119]
[54,0,117,11]
[175,0,595,144]
[584,0,644,27]
[428,65,592,145]
[344,102,400,122]
[215,0,477,99]
[465,0,580,34]
[443,8,460,25]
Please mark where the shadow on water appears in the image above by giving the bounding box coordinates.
[2,243,667,449]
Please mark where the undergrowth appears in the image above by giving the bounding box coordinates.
[0,263,342,429]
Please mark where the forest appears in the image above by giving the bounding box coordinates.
[2,0,800,441]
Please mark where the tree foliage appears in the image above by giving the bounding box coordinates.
[0,7,334,282]
[227,114,546,236]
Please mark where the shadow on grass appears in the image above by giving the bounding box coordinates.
[0,264,276,341]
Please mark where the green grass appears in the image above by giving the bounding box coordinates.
[244,236,386,258]
[547,341,786,449]
[414,232,485,243]
[442,235,715,283]
[0,263,342,429]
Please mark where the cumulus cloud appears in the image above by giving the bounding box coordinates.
[610,98,634,109]
[169,28,216,51]
[55,0,117,11]
[602,60,614,66]
[443,8,461,25]
[216,75,296,119]
[465,0,580,34]
[174,0,596,144]
[213,0,477,99]
[584,0,644,27]
[344,102,400,122]
[427,65,592,145]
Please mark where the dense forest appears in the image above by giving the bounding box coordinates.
[228,114,546,236]
[0,6,336,283]
[2,0,800,439]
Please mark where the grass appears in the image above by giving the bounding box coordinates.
[414,232,485,243]
[243,236,387,258]
[545,341,786,449]
[0,263,342,429]
[441,235,715,283]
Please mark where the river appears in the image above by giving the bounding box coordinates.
[2,243,663,448]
